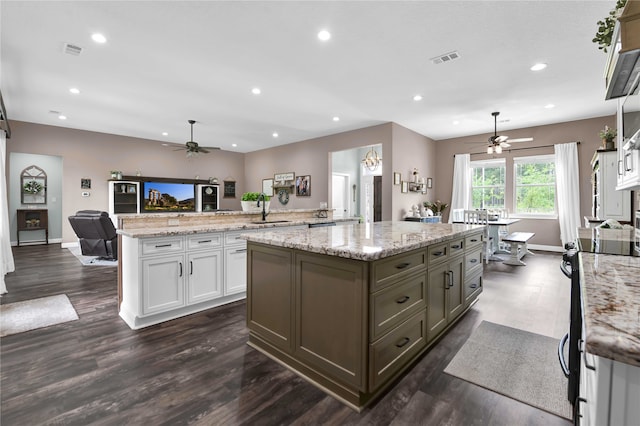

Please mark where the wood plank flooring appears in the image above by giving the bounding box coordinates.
[1,244,572,425]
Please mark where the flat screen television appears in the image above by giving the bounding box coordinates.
[142,181,195,213]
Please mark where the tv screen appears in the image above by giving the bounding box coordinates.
[142,181,195,212]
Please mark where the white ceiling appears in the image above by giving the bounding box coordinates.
[1,1,618,153]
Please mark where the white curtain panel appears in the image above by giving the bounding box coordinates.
[554,142,581,246]
[448,153,471,224]
[0,130,14,294]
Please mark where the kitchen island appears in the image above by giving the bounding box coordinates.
[242,221,485,411]
[116,209,357,330]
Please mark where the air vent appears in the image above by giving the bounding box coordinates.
[63,43,83,56]
[430,51,460,65]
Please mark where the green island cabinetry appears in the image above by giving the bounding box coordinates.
[246,226,484,411]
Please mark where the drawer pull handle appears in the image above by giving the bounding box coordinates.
[179,262,183,277]
[395,295,410,304]
[395,337,410,348]
[395,262,411,269]
[234,249,247,254]
[469,259,478,264]
[190,261,193,275]
[433,251,444,256]
[470,238,478,242]
[155,244,172,248]
[470,283,477,289]
[451,244,462,249]
[198,240,212,244]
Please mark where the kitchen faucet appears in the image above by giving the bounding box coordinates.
[257,193,269,221]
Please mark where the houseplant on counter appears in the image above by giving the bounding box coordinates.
[599,126,617,150]
[241,192,270,212]
[423,200,449,217]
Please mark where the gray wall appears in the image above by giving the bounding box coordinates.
[9,152,63,244]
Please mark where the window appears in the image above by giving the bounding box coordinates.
[471,159,505,209]
[514,155,556,215]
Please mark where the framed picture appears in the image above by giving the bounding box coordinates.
[401,181,408,193]
[393,172,401,185]
[262,178,274,197]
[296,175,310,196]
[223,180,236,198]
[426,177,433,188]
[81,178,91,189]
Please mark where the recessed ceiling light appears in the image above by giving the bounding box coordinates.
[161,143,170,146]
[162,132,169,136]
[69,87,80,94]
[453,120,460,125]
[530,63,547,71]
[413,95,423,101]
[272,132,279,138]
[91,33,107,44]
[318,30,331,41]
[232,143,237,147]
[252,87,261,95]
[58,115,67,120]
[332,116,340,122]
[544,103,555,109]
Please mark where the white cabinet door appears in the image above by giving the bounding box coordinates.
[600,151,631,221]
[187,250,223,304]
[224,245,247,295]
[141,254,185,315]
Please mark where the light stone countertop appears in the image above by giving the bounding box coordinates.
[579,252,640,367]
[115,208,322,220]
[117,217,354,238]
[241,221,485,261]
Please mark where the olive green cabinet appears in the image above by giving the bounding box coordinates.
[426,256,464,342]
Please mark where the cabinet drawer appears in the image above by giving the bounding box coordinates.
[449,238,465,257]
[225,230,254,246]
[141,236,184,256]
[464,248,483,273]
[369,310,427,391]
[464,269,483,307]
[370,272,426,341]
[187,232,223,250]
[465,233,483,249]
[427,242,449,266]
[372,249,426,291]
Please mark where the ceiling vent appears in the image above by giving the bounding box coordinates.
[430,51,460,65]
[62,43,82,56]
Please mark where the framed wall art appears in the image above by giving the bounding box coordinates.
[262,178,274,197]
[426,177,433,188]
[81,178,91,189]
[296,175,310,196]
[393,172,401,185]
[401,181,408,193]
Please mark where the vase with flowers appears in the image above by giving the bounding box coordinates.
[423,200,449,217]
[599,126,617,150]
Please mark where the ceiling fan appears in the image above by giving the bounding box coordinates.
[484,111,533,154]
[167,120,221,156]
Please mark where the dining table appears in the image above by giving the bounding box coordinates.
[453,217,520,261]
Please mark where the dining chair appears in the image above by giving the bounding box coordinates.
[463,210,492,264]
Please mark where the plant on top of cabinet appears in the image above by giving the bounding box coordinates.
[592,0,626,52]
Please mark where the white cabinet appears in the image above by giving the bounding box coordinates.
[578,343,640,426]
[186,233,223,303]
[223,229,253,295]
[108,181,140,227]
[592,150,631,221]
[195,184,219,212]
[141,254,185,315]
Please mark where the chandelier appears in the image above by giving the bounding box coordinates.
[362,147,382,171]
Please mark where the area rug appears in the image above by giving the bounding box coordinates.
[0,294,79,337]
[67,246,117,266]
[444,321,572,420]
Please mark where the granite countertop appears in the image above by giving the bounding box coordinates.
[116,208,323,219]
[579,252,640,367]
[241,221,485,261]
[117,217,355,238]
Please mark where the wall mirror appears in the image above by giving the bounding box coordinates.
[21,165,47,204]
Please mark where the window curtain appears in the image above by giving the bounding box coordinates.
[554,142,581,246]
[448,153,471,223]
[0,130,14,294]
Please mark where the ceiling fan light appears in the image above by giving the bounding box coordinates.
[487,146,493,154]
[495,145,502,154]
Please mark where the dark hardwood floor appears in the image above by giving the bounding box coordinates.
[1,244,572,425]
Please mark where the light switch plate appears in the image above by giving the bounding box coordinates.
[81,192,90,197]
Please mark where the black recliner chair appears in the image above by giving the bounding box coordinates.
[68,210,118,260]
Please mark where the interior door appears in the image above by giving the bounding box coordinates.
[373,176,382,222]
[332,173,349,219]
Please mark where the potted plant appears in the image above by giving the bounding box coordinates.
[599,126,617,149]
[592,0,627,53]
[423,200,449,217]
[241,192,270,212]
[110,170,122,180]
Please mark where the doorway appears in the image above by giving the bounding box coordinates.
[374,176,382,222]
[331,173,350,219]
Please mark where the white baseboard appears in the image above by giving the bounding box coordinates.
[11,238,63,247]
[60,242,78,249]
[528,244,564,253]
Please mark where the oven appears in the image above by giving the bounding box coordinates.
[558,243,581,411]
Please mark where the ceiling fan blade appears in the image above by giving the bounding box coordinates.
[499,142,511,148]
[198,148,210,154]
[494,135,509,143]
[200,146,221,150]
[506,137,534,143]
